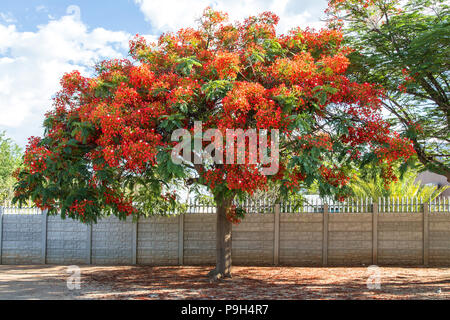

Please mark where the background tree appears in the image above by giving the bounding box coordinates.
[0,132,22,203]
[327,0,449,180]
[14,8,414,279]
[349,162,448,199]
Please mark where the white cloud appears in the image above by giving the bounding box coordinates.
[36,5,48,13]
[134,0,327,34]
[0,1,328,147]
[0,12,17,24]
[0,14,131,146]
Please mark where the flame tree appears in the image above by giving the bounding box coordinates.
[14,8,414,279]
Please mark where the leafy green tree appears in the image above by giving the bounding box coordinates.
[328,0,450,181]
[0,132,22,203]
[350,164,448,199]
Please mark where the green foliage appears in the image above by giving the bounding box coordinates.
[332,0,450,180]
[0,132,22,203]
[176,56,202,76]
[350,165,448,200]
[262,39,286,60]
[202,80,233,101]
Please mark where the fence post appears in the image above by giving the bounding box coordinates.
[322,204,329,266]
[179,214,184,266]
[86,224,92,265]
[372,202,378,265]
[0,206,3,265]
[41,209,48,264]
[274,203,280,266]
[132,218,138,265]
[423,202,429,266]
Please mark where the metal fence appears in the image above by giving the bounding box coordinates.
[2,197,449,215]
[188,197,450,214]
[1,201,41,215]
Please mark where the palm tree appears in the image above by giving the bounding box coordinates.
[350,169,448,200]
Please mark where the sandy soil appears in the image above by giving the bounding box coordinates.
[0,265,449,300]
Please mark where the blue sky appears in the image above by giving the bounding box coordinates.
[0,0,327,149]
[0,0,151,34]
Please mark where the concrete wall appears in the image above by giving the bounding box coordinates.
[47,215,89,264]
[92,217,134,265]
[377,213,423,265]
[279,213,322,266]
[233,214,274,265]
[1,203,450,266]
[184,214,216,265]
[429,212,450,266]
[138,216,179,265]
[1,214,43,264]
[328,213,373,266]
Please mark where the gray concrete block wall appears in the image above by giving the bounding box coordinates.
[91,216,134,265]
[429,213,450,266]
[377,213,423,265]
[279,213,323,265]
[46,216,89,264]
[184,214,216,265]
[232,214,274,265]
[1,214,43,264]
[328,213,373,266]
[2,207,450,267]
[138,216,179,265]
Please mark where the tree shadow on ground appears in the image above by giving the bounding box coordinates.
[79,266,450,300]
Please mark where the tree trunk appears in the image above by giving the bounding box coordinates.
[209,198,232,280]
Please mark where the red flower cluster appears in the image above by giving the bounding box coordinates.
[203,165,268,195]
[283,170,307,192]
[68,199,94,219]
[104,189,137,216]
[319,165,350,187]
[23,137,53,175]
[299,134,333,151]
[205,51,241,80]
[226,205,246,224]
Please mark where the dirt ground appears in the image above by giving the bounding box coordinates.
[0,265,449,300]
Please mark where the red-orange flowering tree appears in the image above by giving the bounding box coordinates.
[14,8,414,279]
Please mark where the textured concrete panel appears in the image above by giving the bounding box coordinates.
[137,216,179,265]
[46,216,89,264]
[91,216,134,265]
[2,215,43,264]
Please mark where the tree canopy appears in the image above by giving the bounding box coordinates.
[327,0,449,180]
[14,8,414,223]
